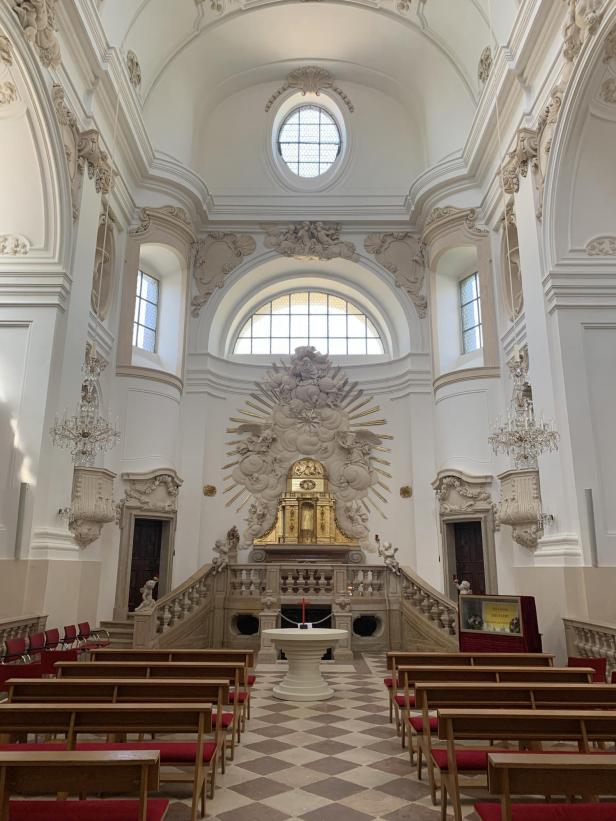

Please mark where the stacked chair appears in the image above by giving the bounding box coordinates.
[383,648,616,820]
[0,643,256,820]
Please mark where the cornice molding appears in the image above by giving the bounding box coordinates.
[115,365,183,394]
[433,366,501,393]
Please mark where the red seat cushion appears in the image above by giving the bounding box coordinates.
[409,715,438,733]
[431,748,509,772]
[9,798,170,821]
[0,742,217,764]
[475,803,616,820]
[384,677,393,688]
[568,656,607,683]
[248,674,256,686]
[229,690,247,703]
[394,693,415,708]
[212,712,234,728]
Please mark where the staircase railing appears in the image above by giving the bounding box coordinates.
[563,617,616,678]
[399,565,458,650]
[0,614,47,653]
[132,563,218,648]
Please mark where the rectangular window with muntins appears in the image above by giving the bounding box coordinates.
[459,272,482,354]
[133,269,159,353]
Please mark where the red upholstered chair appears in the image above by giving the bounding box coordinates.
[28,632,46,654]
[44,628,61,650]
[77,622,110,649]
[1,637,30,665]
[568,655,607,682]
[62,625,78,648]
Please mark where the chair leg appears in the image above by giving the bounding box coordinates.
[209,763,216,800]
[408,730,415,765]
[400,715,406,748]
[247,691,251,720]
[416,744,423,779]
[440,781,448,821]
[388,692,393,723]
[221,738,226,774]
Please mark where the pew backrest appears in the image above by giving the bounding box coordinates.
[398,665,594,694]
[54,660,245,689]
[90,648,255,669]
[386,651,554,672]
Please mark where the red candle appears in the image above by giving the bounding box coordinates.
[300,597,309,625]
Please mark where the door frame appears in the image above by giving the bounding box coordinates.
[441,512,497,600]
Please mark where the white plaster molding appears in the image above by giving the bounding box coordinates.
[29,527,80,557]
[191,232,256,316]
[91,212,115,320]
[115,365,183,394]
[261,222,358,263]
[586,235,616,255]
[8,0,61,68]
[433,366,500,393]
[119,468,183,514]
[0,234,30,255]
[265,65,354,113]
[497,468,543,549]
[126,50,141,90]
[69,466,116,548]
[0,80,17,104]
[0,34,12,65]
[422,206,487,247]
[562,0,605,65]
[432,469,494,516]
[533,533,584,566]
[363,232,427,318]
[128,206,195,245]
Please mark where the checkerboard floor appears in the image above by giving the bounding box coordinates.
[162,654,481,820]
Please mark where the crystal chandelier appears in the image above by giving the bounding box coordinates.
[488,346,559,469]
[50,345,120,467]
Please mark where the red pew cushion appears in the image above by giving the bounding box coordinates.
[9,798,170,821]
[248,674,256,686]
[409,715,438,733]
[568,656,607,683]
[212,712,234,728]
[0,742,217,764]
[229,690,247,703]
[394,693,416,708]
[475,803,616,821]
[431,748,509,772]
[384,677,393,688]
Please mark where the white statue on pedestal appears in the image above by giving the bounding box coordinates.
[135,576,158,612]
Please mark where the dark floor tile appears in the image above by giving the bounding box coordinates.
[235,756,294,776]
[377,776,431,800]
[228,776,290,801]
[303,776,363,801]
[305,740,354,755]
[306,756,357,775]
[301,803,372,821]
[218,802,290,821]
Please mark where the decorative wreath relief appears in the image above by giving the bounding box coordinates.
[223,346,393,549]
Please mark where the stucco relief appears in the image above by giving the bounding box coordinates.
[363,232,427,318]
[129,205,192,238]
[432,472,494,517]
[477,46,492,85]
[0,81,17,105]
[0,234,30,255]
[0,35,12,65]
[118,469,183,515]
[265,65,354,113]
[190,232,256,316]
[423,206,488,238]
[586,236,616,255]
[126,50,142,90]
[501,202,524,321]
[69,466,116,548]
[562,0,604,64]
[91,212,115,320]
[262,222,359,262]
[497,468,543,549]
[224,346,392,549]
[8,0,61,68]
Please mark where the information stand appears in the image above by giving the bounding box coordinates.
[458,594,542,653]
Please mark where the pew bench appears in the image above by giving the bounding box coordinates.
[54,660,248,754]
[384,651,554,725]
[476,752,616,821]
[5,676,231,773]
[436,708,616,821]
[0,702,214,821]
[0,749,165,821]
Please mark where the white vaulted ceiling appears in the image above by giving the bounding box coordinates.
[98,0,519,216]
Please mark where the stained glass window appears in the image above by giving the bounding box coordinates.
[459,272,482,354]
[233,291,384,356]
[278,105,341,178]
[133,270,159,353]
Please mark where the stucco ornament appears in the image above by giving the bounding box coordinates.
[126,50,142,89]
[0,35,12,66]
[0,81,17,105]
[224,346,392,548]
[265,65,354,112]
[191,232,256,316]
[477,46,492,85]
[0,234,30,255]
[9,0,61,68]
[586,236,616,255]
[364,232,427,318]
[262,222,359,262]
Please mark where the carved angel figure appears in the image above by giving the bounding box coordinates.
[454,578,472,595]
[376,536,400,575]
[212,538,230,574]
[134,577,158,612]
[9,0,61,68]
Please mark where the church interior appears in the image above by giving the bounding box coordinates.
[1,0,616,818]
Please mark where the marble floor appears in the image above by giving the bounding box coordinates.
[163,654,481,820]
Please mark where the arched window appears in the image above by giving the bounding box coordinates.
[233,291,385,356]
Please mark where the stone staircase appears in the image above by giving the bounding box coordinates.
[99,616,135,647]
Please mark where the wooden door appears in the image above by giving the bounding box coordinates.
[129,518,164,612]
[453,521,486,595]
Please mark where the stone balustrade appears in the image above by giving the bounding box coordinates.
[399,565,458,649]
[0,614,47,653]
[563,617,616,677]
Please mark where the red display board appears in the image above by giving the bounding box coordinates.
[458,594,542,654]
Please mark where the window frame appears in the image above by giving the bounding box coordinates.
[133,268,161,354]
[232,290,386,357]
[276,104,342,179]
[459,271,483,355]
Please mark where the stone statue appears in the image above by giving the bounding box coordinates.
[454,578,472,595]
[212,538,230,574]
[226,525,240,563]
[134,576,158,612]
[375,535,400,575]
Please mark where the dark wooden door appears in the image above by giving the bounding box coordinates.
[129,518,164,612]
[453,521,486,595]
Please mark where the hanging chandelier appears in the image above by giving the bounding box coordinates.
[488,347,559,470]
[50,345,120,467]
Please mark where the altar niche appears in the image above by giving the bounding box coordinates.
[255,458,355,547]
[280,604,333,660]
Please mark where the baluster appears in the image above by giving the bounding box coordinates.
[162,604,172,632]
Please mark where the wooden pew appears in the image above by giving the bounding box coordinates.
[89,648,257,718]
[384,652,555,724]
[394,665,594,746]
[436,708,616,821]
[6,677,231,772]
[412,680,610,804]
[54,660,247,750]
[476,752,616,820]
[0,702,213,821]
[0,749,164,821]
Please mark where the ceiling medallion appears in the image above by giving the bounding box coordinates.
[265,65,354,113]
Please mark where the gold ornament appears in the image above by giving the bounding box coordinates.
[203,484,217,497]
[399,485,412,498]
